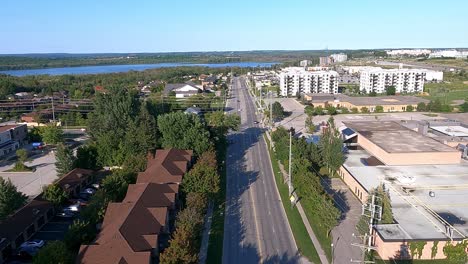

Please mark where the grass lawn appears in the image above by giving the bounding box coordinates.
[206,139,227,264]
[265,135,321,263]
[423,82,468,104]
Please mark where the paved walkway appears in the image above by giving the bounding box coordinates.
[199,201,214,264]
[278,161,329,264]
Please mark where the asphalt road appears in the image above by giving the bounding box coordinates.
[223,77,306,264]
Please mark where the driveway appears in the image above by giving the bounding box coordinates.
[324,178,363,263]
[0,151,57,198]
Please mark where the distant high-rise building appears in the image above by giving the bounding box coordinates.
[299,60,310,67]
[330,53,348,63]
[359,68,425,94]
[319,56,329,66]
[279,67,338,96]
[386,49,432,57]
[429,49,468,59]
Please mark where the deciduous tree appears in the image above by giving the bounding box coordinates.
[33,241,73,264]
[0,178,27,219]
[43,184,68,207]
[55,143,76,176]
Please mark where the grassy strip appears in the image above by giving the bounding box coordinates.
[206,139,227,264]
[375,258,454,264]
[300,201,333,261]
[265,135,321,263]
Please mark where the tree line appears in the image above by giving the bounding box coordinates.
[271,117,343,240]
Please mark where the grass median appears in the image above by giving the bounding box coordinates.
[264,135,321,263]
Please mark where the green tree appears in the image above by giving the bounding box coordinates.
[443,241,468,262]
[319,117,344,175]
[459,102,468,113]
[326,105,337,115]
[40,125,63,145]
[416,102,426,111]
[64,220,96,250]
[375,185,393,224]
[272,101,285,120]
[206,111,241,139]
[340,107,349,114]
[0,178,27,219]
[55,143,76,176]
[375,105,384,113]
[351,107,359,114]
[101,170,136,202]
[182,150,219,197]
[75,145,99,170]
[360,107,369,113]
[16,149,28,164]
[43,184,68,206]
[304,105,314,116]
[159,226,199,264]
[88,88,141,166]
[33,241,73,264]
[305,115,314,133]
[406,105,414,112]
[314,105,324,115]
[157,112,212,156]
[385,86,396,95]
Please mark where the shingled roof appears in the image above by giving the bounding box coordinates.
[77,182,177,264]
[137,149,192,184]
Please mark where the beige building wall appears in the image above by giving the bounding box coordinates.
[374,232,461,260]
[356,133,460,165]
[338,166,369,203]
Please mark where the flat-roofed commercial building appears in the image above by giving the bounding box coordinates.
[304,93,429,113]
[279,67,338,97]
[336,121,468,260]
[343,121,460,165]
[360,68,425,94]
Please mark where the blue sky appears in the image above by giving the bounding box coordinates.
[1,0,467,53]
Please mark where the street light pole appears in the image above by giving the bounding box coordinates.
[288,129,293,197]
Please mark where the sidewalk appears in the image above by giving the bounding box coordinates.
[278,161,330,264]
[198,201,214,264]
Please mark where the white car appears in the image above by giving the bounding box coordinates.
[20,239,44,249]
[64,203,81,212]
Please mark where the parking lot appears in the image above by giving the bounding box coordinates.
[31,217,73,241]
[0,151,57,198]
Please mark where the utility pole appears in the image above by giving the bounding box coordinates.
[288,129,293,197]
[51,97,55,123]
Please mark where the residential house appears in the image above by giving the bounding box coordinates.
[77,149,192,264]
[0,124,28,158]
[164,83,201,98]
[0,195,54,264]
[55,168,94,197]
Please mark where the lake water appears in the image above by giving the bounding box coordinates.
[0,62,278,77]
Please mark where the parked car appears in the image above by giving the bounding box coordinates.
[91,183,100,189]
[78,192,91,201]
[69,198,88,206]
[81,188,96,195]
[63,203,81,212]
[57,210,76,218]
[17,246,39,257]
[253,121,259,124]
[19,240,44,249]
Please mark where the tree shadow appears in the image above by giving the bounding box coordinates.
[321,176,350,224]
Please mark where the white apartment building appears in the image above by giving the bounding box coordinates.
[279,67,338,96]
[359,68,425,94]
[386,49,431,56]
[422,70,443,82]
[429,49,468,59]
[330,53,348,63]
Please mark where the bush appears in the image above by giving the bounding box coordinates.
[375,105,384,113]
[43,184,68,207]
[406,105,414,112]
[33,241,73,264]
